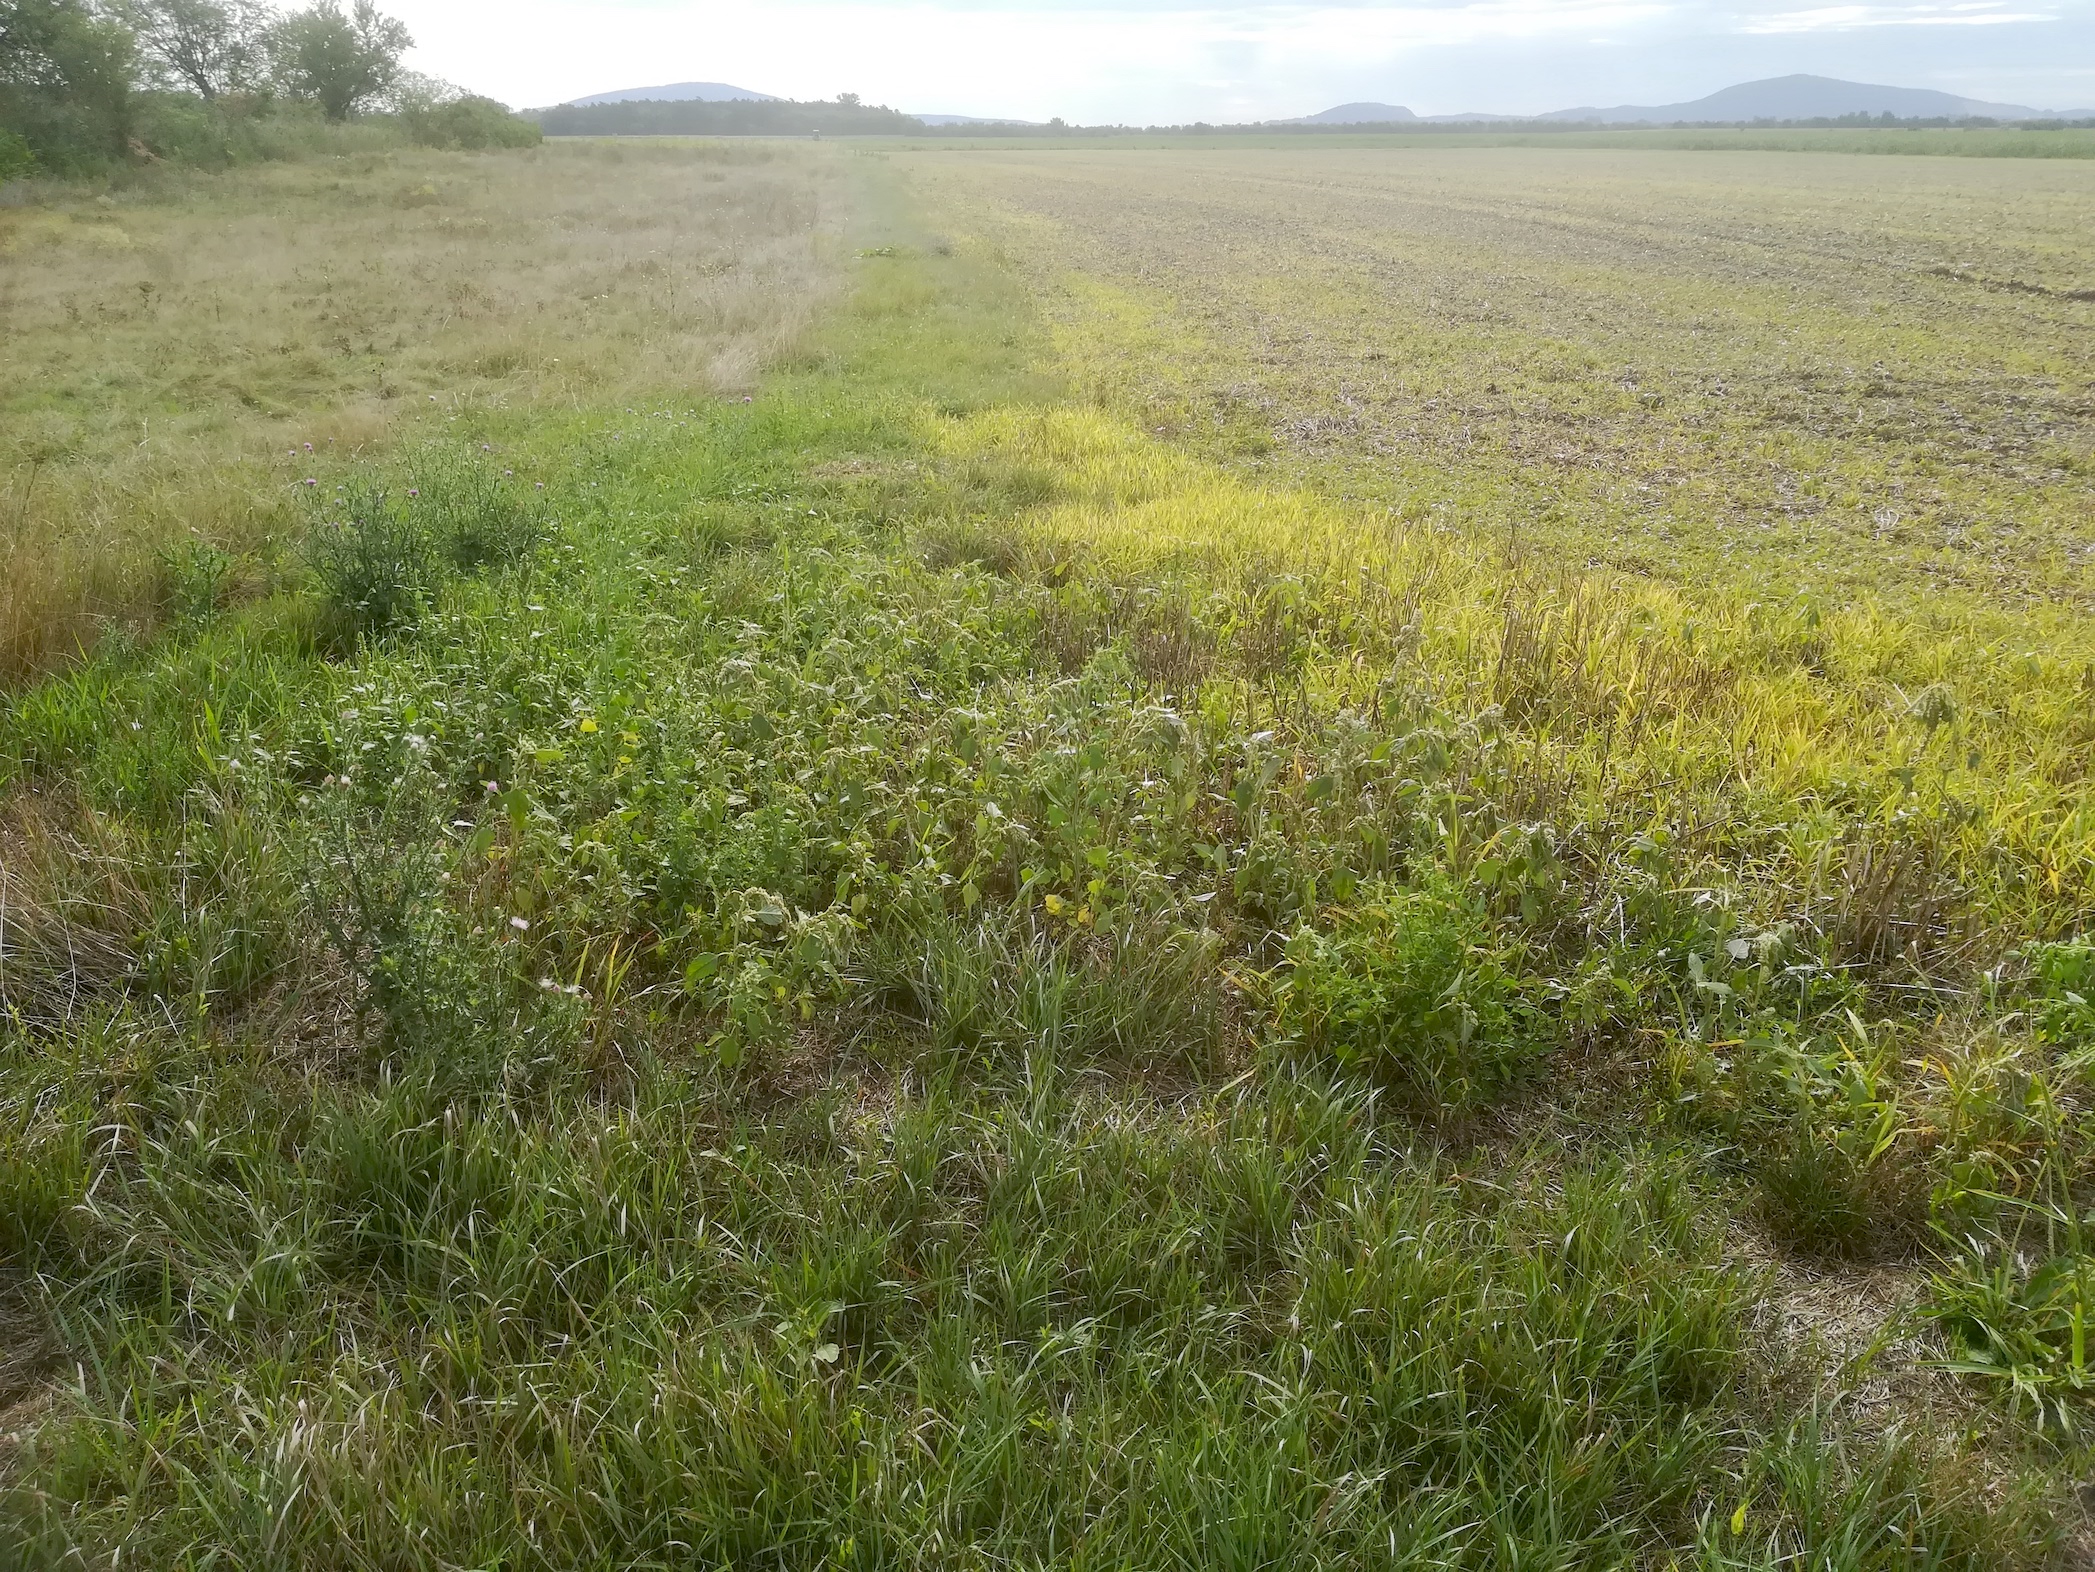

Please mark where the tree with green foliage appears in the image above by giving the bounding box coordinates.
[538,95,927,137]
[0,122,34,175]
[381,70,536,148]
[267,0,404,120]
[121,0,271,99]
[1,0,531,174]
[0,0,139,167]
[399,91,538,149]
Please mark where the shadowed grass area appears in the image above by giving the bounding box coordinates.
[0,146,2091,1564]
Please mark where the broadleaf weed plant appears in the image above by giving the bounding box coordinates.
[302,453,551,643]
[303,476,442,640]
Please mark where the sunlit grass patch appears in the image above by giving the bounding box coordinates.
[930,399,2095,952]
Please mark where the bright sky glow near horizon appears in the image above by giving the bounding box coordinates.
[384,0,2095,122]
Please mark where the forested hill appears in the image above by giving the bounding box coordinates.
[536,98,925,136]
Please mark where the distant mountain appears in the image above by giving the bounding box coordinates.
[1288,102,1417,125]
[1294,74,2090,128]
[566,82,777,108]
[1539,74,2049,123]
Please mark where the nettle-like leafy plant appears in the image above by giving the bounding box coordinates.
[1274,874,1547,1112]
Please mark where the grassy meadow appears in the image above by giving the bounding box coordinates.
[2,137,2094,1567]
[0,140,846,680]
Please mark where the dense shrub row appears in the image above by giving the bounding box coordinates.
[0,0,535,178]
[537,95,928,139]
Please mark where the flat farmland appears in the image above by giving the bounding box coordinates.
[4,139,2095,1567]
[908,144,2095,612]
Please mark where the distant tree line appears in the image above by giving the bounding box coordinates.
[0,0,537,178]
[531,98,2095,144]
[536,96,926,139]
[1187,114,2095,134]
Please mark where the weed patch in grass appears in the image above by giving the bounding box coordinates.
[1275,878,1546,1111]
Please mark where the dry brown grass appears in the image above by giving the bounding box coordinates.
[0,1268,57,1478]
[0,139,851,681]
[0,791,151,1027]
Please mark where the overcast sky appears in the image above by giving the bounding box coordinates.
[385,0,2095,122]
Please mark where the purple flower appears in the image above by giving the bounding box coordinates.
[406,488,419,497]
[303,478,318,486]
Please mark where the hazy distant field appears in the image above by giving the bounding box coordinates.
[895,126,2095,159]
[4,140,2093,1567]
[907,143,2095,612]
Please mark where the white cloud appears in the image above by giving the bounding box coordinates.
[394,1,1675,119]
[381,0,2094,121]
[1737,3,2055,32]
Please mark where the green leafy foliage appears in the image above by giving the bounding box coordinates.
[127,0,272,100]
[1751,1020,1912,1258]
[301,477,438,636]
[0,0,139,171]
[0,0,475,175]
[1276,879,1546,1109]
[265,0,407,121]
[0,124,34,178]
[2030,937,2095,1049]
[1927,1236,2095,1433]
[156,536,232,626]
[301,456,544,638]
[399,92,538,149]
